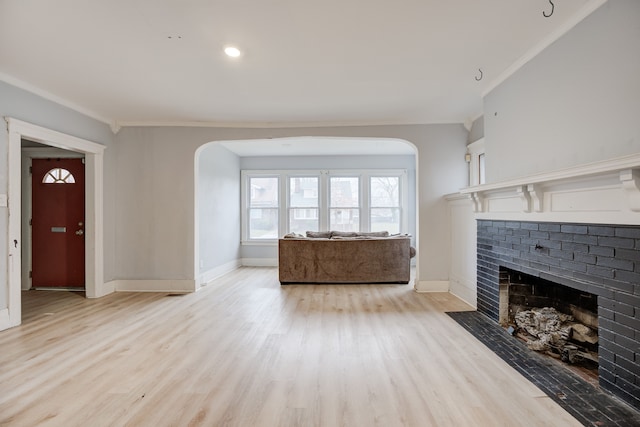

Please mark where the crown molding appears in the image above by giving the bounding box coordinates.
[0,73,113,126]
[0,73,468,132]
[482,0,608,98]
[113,118,465,129]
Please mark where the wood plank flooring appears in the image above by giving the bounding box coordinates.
[0,267,582,426]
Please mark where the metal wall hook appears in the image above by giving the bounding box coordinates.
[475,68,483,81]
[543,0,555,17]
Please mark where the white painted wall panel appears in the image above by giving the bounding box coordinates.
[448,196,477,307]
[549,186,622,212]
[484,0,640,183]
[487,196,522,213]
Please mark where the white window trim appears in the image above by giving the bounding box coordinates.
[467,138,486,187]
[241,169,408,245]
[241,172,280,243]
[368,173,405,233]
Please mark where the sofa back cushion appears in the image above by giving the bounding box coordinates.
[306,231,331,238]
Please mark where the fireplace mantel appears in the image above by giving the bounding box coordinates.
[460,153,640,225]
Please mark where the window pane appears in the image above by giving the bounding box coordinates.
[249,208,278,239]
[289,208,319,234]
[289,177,318,207]
[370,177,399,207]
[371,208,400,234]
[329,208,359,232]
[250,177,278,207]
[43,168,76,184]
[330,177,359,207]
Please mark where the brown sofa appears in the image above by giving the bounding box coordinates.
[278,234,413,284]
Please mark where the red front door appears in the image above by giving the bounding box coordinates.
[31,158,85,288]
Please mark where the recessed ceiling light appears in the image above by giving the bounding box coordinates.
[224,46,241,58]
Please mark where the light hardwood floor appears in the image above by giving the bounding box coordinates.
[0,267,581,427]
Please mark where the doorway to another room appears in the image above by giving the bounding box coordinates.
[3,118,106,331]
[29,156,86,290]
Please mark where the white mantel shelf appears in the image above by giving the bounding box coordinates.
[458,153,640,226]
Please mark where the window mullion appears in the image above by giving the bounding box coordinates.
[280,174,287,236]
[401,170,408,233]
[319,171,329,231]
[362,173,370,232]
[241,171,248,241]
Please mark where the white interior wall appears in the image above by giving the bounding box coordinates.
[0,81,112,315]
[196,143,241,282]
[484,0,640,184]
[113,127,200,281]
[447,195,477,306]
[113,124,468,286]
[467,116,484,144]
[1,77,467,304]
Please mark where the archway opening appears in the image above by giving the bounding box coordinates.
[194,136,419,287]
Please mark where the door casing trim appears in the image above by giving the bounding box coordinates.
[22,148,84,290]
[4,118,106,331]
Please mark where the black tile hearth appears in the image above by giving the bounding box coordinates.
[447,310,640,427]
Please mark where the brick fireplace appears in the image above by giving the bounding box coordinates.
[477,220,640,410]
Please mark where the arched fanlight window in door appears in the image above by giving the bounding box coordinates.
[42,168,76,184]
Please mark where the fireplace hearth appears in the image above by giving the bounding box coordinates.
[477,220,640,411]
[448,310,640,426]
[500,268,599,370]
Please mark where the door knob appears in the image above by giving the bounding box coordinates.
[75,229,84,236]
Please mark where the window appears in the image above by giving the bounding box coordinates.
[242,169,407,242]
[248,176,279,239]
[289,177,319,234]
[329,177,359,232]
[370,176,400,233]
[478,153,486,185]
[467,138,485,187]
[42,168,76,184]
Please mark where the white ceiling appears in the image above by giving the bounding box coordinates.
[0,0,601,128]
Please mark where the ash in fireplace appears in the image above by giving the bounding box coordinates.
[514,307,598,364]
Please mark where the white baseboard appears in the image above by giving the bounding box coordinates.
[92,281,115,298]
[106,279,197,293]
[241,258,278,267]
[449,287,477,308]
[448,274,477,308]
[0,308,11,331]
[414,280,450,293]
[198,260,241,288]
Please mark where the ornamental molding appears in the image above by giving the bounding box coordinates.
[459,153,640,225]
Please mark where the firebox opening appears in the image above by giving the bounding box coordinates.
[499,267,599,380]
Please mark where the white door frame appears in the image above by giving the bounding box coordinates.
[3,117,106,331]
